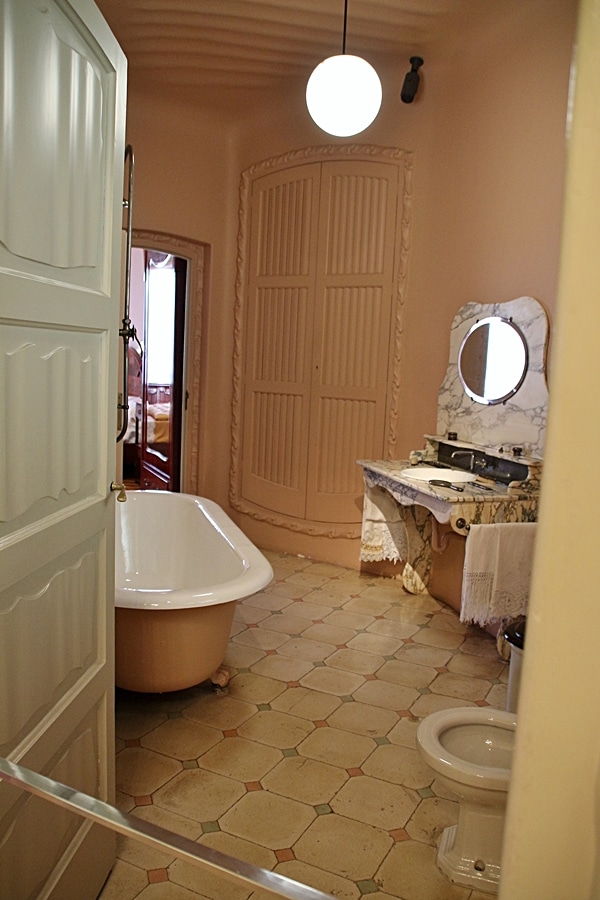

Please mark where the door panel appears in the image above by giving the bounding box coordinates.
[0,324,101,530]
[307,162,400,522]
[0,0,126,896]
[241,165,320,516]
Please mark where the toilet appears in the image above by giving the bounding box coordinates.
[416,706,517,894]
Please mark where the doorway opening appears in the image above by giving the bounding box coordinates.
[123,248,187,491]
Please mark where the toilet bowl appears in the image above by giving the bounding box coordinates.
[416,706,517,894]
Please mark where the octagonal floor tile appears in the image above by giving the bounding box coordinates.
[330,774,418,830]
[184,694,257,731]
[198,735,282,782]
[375,839,469,899]
[293,814,393,882]
[116,747,181,797]
[237,709,314,749]
[153,768,245,822]
[140,718,222,761]
[219,791,315,849]
[261,755,348,805]
[297,726,375,769]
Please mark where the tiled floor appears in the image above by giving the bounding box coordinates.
[100,551,508,900]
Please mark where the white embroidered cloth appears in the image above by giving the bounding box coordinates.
[461,523,537,625]
[360,484,409,563]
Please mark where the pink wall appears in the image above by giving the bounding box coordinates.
[124,0,577,567]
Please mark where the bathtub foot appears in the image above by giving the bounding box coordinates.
[210,666,231,689]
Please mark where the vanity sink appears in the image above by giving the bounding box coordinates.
[400,467,477,484]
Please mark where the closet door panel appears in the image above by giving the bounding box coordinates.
[241,166,320,516]
[307,162,400,523]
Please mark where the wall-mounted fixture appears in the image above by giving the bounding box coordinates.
[306,0,382,137]
[401,56,424,104]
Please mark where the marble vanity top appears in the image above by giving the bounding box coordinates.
[358,458,539,534]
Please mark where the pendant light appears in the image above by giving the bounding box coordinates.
[306,0,382,137]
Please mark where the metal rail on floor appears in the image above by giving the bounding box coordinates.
[0,757,334,900]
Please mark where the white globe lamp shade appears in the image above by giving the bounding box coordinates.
[306,54,382,137]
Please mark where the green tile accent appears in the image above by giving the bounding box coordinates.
[182,759,198,769]
[374,736,390,745]
[237,667,250,674]
[314,804,333,816]
[257,703,271,711]
[417,686,432,694]
[283,748,299,757]
[340,695,354,703]
[418,787,435,799]
[357,880,379,895]
[313,660,326,667]
[201,821,220,834]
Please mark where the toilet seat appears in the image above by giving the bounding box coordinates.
[417,706,517,789]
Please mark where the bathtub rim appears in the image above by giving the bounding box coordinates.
[115,491,273,610]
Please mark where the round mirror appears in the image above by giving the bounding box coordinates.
[458,316,528,405]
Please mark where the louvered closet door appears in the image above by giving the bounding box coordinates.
[242,164,321,517]
[241,158,400,525]
[307,161,400,522]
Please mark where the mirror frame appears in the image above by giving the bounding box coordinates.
[458,315,529,405]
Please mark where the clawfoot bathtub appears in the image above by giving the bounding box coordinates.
[114,491,273,693]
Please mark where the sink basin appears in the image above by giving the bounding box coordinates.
[400,466,476,483]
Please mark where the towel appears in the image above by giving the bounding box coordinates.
[461,523,536,625]
[360,484,409,563]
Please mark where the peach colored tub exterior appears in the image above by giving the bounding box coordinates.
[114,491,273,692]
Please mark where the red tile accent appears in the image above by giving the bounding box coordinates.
[336,644,346,649]
[223,729,238,738]
[134,795,153,806]
[364,673,377,681]
[266,649,277,656]
[374,615,385,620]
[249,623,258,628]
[314,720,328,728]
[389,828,410,842]
[435,667,449,673]
[397,709,413,718]
[148,868,169,884]
[287,681,301,688]
[124,739,141,748]
[476,699,489,706]
[245,781,263,791]
[275,848,295,863]
[403,638,414,644]
[148,869,169,884]
[346,767,364,777]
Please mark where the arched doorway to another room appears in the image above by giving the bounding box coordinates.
[121,231,207,494]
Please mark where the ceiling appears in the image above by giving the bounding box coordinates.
[94,0,530,108]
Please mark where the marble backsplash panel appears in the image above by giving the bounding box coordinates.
[436,296,549,459]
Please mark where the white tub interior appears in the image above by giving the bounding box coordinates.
[115,491,273,609]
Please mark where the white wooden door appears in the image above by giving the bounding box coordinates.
[0,0,126,896]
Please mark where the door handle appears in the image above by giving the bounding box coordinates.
[110,481,127,502]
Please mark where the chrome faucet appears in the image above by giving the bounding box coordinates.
[451,450,487,471]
